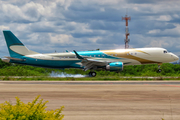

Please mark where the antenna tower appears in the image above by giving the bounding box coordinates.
[122,12,131,49]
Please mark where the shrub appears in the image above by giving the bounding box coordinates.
[0,95,64,120]
[0,59,11,68]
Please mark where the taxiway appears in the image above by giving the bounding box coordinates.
[0,81,180,120]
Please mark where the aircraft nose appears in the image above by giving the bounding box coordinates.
[174,54,179,61]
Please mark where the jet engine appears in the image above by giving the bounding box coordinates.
[106,62,123,71]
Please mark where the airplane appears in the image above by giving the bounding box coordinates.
[1,30,179,77]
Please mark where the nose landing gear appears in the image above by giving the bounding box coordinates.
[157,64,162,73]
[157,69,162,73]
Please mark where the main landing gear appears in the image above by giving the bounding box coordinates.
[89,71,96,77]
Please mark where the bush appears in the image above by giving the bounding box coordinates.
[0,95,64,120]
[0,59,11,68]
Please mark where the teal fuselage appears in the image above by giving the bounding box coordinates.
[9,50,122,69]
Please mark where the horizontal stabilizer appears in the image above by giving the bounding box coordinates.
[4,56,24,61]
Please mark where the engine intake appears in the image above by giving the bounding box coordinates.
[106,62,123,71]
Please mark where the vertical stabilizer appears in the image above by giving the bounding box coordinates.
[3,30,38,58]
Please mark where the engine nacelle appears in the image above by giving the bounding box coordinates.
[106,62,123,71]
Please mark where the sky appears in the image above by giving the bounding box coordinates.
[0,0,180,58]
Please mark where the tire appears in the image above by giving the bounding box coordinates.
[89,72,96,77]
[89,72,92,77]
[91,72,96,77]
[157,69,162,73]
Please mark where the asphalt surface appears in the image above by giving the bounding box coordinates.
[1,81,180,85]
[1,81,180,120]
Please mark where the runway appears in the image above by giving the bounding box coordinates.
[0,81,180,120]
[1,81,180,85]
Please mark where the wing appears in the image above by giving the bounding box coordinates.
[73,50,109,71]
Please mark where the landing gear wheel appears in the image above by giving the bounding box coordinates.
[89,72,96,77]
[89,72,92,77]
[91,72,96,77]
[157,69,162,73]
[157,64,162,73]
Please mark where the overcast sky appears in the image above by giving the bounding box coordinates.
[0,0,180,58]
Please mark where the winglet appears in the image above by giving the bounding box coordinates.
[73,50,84,59]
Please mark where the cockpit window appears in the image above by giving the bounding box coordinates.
[164,50,167,53]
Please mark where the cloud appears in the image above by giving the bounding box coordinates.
[126,0,179,4]
[147,24,180,37]
[0,25,9,30]
[50,33,73,44]
[0,0,180,58]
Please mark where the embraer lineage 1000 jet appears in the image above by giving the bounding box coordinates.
[2,30,179,77]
